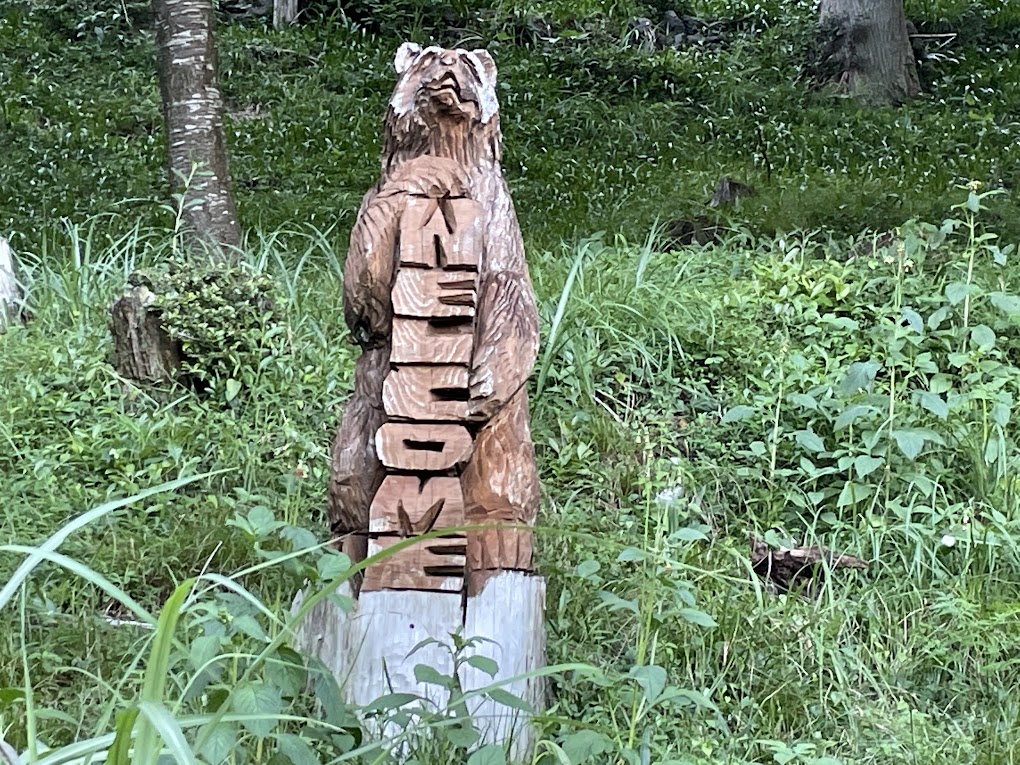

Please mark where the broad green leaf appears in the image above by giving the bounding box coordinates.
[927,305,951,330]
[444,721,481,749]
[989,291,1020,317]
[467,745,506,765]
[485,688,534,713]
[574,560,600,579]
[893,430,927,460]
[721,405,756,424]
[560,730,614,764]
[786,393,818,410]
[984,436,1000,465]
[224,378,242,402]
[628,665,667,704]
[839,361,880,395]
[901,307,923,334]
[918,391,949,419]
[364,692,420,713]
[678,608,717,628]
[672,526,709,542]
[837,481,870,508]
[275,733,319,765]
[414,665,454,688]
[834,404,877,429]
[232,681,282,739]
[616,547,646,562]
[795,430,825,453]
[597,591,638,613]
[971,324,996,350]
[195,722,236,765]
[991,401,1011,428]
[463,655,499,678]
[316,551,351,582]
[945,282,969,305]
[854,455,884,478]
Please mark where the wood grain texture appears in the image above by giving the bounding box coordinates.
[375,422,473,471]
[398,197,441,267]
[391,269,476,318]
[383,365,470,421]
[461,391,540,572]
[369,475,465,534]
[390,317,474,364]
[361,536,467,592]
[438,197,484,269]
[328,346,390,564]
[461,571,547,762]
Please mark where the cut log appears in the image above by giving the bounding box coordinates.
[361,536,466,593]
[460,572,547,763]
[391,317,474,364]
[375,422,473,471]
[383,365,471,421]
[0,237,26,333]
[109,285,181,382]
[392,269,477,318]
[369,475,466,535]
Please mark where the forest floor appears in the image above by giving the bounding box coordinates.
[2,0,1020,763]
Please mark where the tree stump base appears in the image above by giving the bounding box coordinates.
[292,572,546,761]
[109,284,181,383]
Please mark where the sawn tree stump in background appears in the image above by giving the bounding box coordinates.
[294,44,546,760]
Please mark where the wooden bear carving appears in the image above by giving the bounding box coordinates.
[327,44,540,596]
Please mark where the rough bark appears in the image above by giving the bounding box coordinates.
[0,237,27,333]
[817,0,919,106]
[109,285,181,382]
[272,0,297,27]
[153,0,241,256]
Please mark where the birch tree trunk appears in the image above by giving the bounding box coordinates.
[153,0,241,257]
[0,237,26,333]
[818,0,919,106]
[273,0,298,27]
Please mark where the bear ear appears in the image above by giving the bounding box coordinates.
[394,42,422,74]
[471,49,497,85]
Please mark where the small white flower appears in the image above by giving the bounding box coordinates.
[940,534,957,548]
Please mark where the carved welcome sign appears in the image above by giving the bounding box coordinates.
[295,44,546,762]
[363,192,483,594]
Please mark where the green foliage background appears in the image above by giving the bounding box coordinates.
[1,0,1020,763]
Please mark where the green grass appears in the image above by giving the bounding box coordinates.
[2,0,1020,762]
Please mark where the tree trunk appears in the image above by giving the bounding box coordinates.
[272,0,297,27]
[153,0,241,257]
[111,0,240,384]
[818,0,919,106]
[0,237,26,333]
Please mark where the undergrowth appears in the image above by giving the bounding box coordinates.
[2,184,1019,762]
